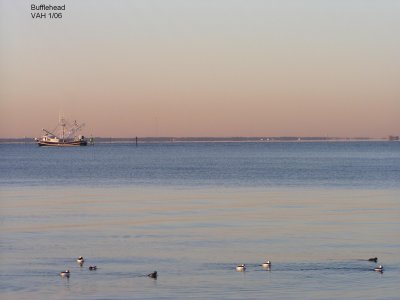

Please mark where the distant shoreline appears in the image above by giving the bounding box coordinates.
[0,136,395,144]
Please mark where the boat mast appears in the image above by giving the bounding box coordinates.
[59,116,66,142]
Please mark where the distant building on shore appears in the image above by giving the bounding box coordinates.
[388,135,399,141]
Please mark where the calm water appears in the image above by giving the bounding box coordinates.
[1,141,399,188]
[1,142,399,299]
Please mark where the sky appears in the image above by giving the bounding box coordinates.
[0,0,399,138]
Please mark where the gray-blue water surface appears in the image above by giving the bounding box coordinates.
[1,141,399,299]
[1,141,399,188]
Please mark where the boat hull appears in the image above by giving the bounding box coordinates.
[37,140,87,147]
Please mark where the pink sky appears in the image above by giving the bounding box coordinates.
[0,1,399,138]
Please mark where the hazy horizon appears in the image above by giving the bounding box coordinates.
[1,1,399,138]
[0,135,392,140]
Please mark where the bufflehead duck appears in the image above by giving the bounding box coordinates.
[88,265,97,271]
[76,256,84,266]
[236,264,246,272]
[147,271,157,279]
[374,265,383,272]
[260,260,271,268]
[368,257,378,263]
[59,270,70,277]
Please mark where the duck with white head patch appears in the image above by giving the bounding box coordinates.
[76,256,84,266]
[236,264,246,272]
[59,270,70,277]
[260,260,271,268]
[374,265,383,272]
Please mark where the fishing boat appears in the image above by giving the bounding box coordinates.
[35,117,88,147]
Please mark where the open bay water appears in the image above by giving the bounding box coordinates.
[1,141,400,188]
[0,141,399,299]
